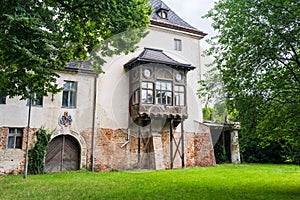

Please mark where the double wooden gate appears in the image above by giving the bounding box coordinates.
[45,135,80,173]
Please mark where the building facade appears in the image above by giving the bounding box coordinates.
[0,0,217,174]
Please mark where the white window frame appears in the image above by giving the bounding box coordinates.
[8,128,23,149]
[141,82,154,104]
[174,85,185,106]
[156,81,172,105]
[62,81,77,108]
[174,39,182,51]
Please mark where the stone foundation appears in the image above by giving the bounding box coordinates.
[1,126,216,174]
[0,149,24,174]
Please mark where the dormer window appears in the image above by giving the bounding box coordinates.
[158,9,168,19]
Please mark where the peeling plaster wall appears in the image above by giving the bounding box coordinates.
[0,24,213,174]
[97,26,203,133]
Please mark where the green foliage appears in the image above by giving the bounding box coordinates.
[205,0,300,164]
[0,0,152,99]
[202,107,212,121]
[28,128,51,175]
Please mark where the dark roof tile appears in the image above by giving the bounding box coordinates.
[148,0,207,36]
[124,48,195,71]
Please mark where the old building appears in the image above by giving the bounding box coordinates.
[0,0,217,174]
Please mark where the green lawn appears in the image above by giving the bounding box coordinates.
[0,164,299,200]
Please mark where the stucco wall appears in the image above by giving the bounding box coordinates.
[0,24,209,174]
[0,71,96,133]
[97,26,203,133]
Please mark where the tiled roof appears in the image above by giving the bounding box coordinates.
[124,48,195,71]
[65,60,96,74]
[148,0,207,37]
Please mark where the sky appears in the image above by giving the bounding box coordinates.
[163,0,218,50]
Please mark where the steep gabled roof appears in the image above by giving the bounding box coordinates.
[124,48,195,71]
[148,0,207,37]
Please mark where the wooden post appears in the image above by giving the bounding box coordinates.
[138,126,141,164]
[170,119,173,169]
[181,119,185,168]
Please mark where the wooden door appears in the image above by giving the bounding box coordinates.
[45,135,80,173]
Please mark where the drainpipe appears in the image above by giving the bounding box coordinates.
[91,74,98,172]
[121,79,132,148]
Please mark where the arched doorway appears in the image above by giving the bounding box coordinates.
[45,135,80,173]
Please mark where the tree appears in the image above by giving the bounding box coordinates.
[0,0,152,99]
[205,0,300,163]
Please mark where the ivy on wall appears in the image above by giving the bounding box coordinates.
[28,128,51,174]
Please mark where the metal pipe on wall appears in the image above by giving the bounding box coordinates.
[91,74,98,172]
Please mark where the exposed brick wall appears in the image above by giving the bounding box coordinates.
[0,127,8,149]
[1,126,216,174]
[193,133,216,166]
[93,128,128,171]
[0,127,37,174]
[80,129,92,170]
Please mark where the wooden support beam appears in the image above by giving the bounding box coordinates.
[138,126,141,164]
[170,119,173,169]
[181,118,185,168]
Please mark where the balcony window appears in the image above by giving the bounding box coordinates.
[156,81,172,105]
[142,82,153,104]
[174,85,185,106]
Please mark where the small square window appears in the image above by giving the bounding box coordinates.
[174,39,182,51]
[8,128,23,149]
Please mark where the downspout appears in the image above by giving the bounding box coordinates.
[121,104,131,148]
[121,71,131,148]
[91,74,98,172]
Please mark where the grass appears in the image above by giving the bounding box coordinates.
[0,164,299,200]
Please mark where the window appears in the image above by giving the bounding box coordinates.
[156,81,172,105]
[159,10,168,19]
[174,39,182,51]
[8,128,23,149]
[27,93,43,106]
[142,82,153,104]
[174,85,185,106]
[132,89,140,105]
[0,92,6,104]
[62,81,77,108]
